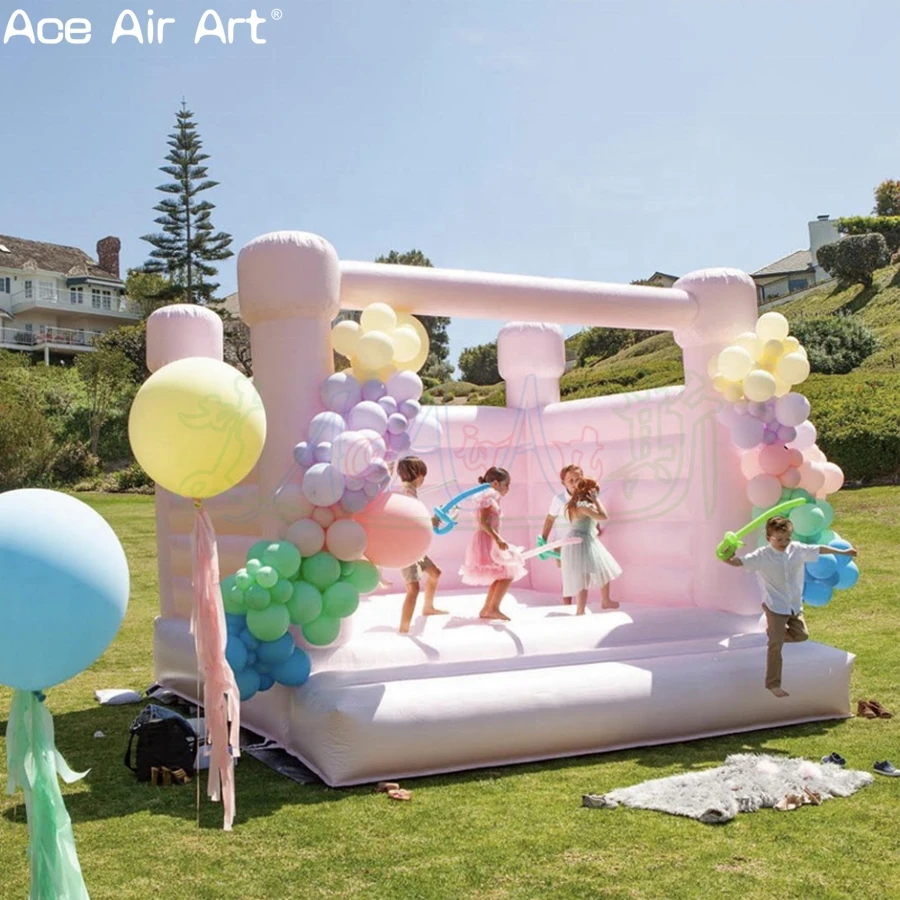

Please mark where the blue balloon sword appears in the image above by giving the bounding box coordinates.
[433,483,491,534]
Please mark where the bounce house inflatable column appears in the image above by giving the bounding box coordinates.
[497,322,565,409]
[237,232,342,538]
[673,269,760,613]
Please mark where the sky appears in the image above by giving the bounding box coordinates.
[3,0,900,370]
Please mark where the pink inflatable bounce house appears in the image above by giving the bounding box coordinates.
[152,231,853,787]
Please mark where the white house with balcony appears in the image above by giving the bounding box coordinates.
[0,233,139,364]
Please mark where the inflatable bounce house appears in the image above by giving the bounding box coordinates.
[150,231,855,787]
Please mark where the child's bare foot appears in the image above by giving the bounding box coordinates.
[769,687,789,698]
[423,607,448,616]
[562,598,572,605]
[398,625,410,634]
[576,609,586,616]
[494,611,510,621]
[601,600,619,609]
[479,608,493,619]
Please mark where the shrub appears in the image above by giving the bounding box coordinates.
[106,463,155,493]
[50,440,100,484]
[838,215,900,253]
[790,316,879,374]
[575,327,660,366]
[458,343,500,386]
[816,233,890,287]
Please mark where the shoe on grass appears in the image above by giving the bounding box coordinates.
[821,753,847,767]
[873,761,900,777]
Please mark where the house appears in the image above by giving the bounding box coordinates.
[751,216,840,305]
[0,233,138,364]
[642,271,679,288]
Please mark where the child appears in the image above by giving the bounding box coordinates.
[722,515,857,698]
[560,477,622,614]
[459,466,526,621]
[396,456,446,633]
[542,464,592,604]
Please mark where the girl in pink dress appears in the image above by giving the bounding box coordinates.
[459,467,527,621]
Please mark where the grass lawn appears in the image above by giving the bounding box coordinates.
[2,489,899,900]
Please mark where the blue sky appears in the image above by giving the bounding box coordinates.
[3,0,900,369]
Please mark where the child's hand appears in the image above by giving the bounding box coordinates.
[848,548,858,558]
[496,539,509,551]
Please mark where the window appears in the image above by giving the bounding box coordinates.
[24,280,33,299]
[24,323,33,333]
[91,288,101,309]
[0,277,9,293]
[69,286,84,305]
[101,289,112,310]
[788,278,809,293]
[39,281,54,301]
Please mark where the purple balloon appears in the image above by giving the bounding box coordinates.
[361,379,387,402]
[730,416,764,449]
[364,459,390,484]
[398,399,421,419]
[348,400,389,435]
[747,401,768,420]
[345,476,364,492]
[762,431,778,445]
[314,442,332,463]
[776,424,797,443]
[321,373,361,416]
[733,401,749,416]
[378,396,398,416]
[387,430,411,453]
[775,392,811,428]
[340,489,370,513]
[363,482,382,498]
[302,462,345,507]
[387,413,409,435]
[308,411,346,444]
[293,441,316,467]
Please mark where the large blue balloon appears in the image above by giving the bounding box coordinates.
[802,579,833,607]
[272,649,312,686]
[830,539,854,569]
[0,490,129,691]
[806,554,837,580]
[836,561,860,590]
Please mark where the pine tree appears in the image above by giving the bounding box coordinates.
[141,101,233,304]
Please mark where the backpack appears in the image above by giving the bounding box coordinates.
[124,704,198,782]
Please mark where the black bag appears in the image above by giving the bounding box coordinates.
[124,705,197,782]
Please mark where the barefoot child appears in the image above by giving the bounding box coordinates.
[396,456,446,633]
[459,467,526,621]
[560,477,622,614]
[722,515,857,698]
[541,465,583,605]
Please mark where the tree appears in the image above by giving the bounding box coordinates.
[223,316,252,377]
[94,322,149,383]
[76,349,136,455]
[141,101,233,305]
[458,341,500,385]
[790,316,879,375]
[125,268,176,318]
[574,326,659,367]
[817,234,890,287]
[874,180,900,216]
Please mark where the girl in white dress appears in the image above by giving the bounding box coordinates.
[560,477,622,614]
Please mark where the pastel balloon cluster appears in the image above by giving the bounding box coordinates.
[709,312,810,403]
[332,302,430,382]
[221,539,381,698]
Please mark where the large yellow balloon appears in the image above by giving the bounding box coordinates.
[360,302,397,334]
[129,357,266,499]
[717,346,753,381]
[332,320,361,358]
[756,312,789,342]
[743,368,777,402]
[735,331,761,358]
[391,325,421,363]
[356,330,394,370]
[776,352,810,385]
[393,312,430,373]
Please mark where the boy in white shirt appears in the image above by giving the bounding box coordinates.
[722,515,857,698]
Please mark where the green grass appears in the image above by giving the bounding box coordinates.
[2,490,900,900]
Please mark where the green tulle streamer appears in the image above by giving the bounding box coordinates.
[6,689,90,900]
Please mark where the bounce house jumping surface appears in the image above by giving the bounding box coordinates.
[151,232,853,787]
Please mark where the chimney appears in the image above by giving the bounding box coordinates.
[808,216,840,268]
[96,236,121,279]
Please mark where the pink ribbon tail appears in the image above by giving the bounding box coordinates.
[191,505,241,831]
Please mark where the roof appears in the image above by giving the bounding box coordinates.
[222,291,240,316]
[0,233,123,284]
[751,249,813,278]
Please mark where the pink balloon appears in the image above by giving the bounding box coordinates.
[799,462,826,494]
[780,467,801,488]
[731,416,765,449]
[774,392,810,428]
[312,505,336,528]
[759,444,790,476]
[285,518,325,557]
[274,482,315,523]
[788,420,817,451]
[821,462,844,494]
[353,492,432,569]
[740,448,763,480]
[747,473,783,508]
[325,518,368,561]
[787,449,803,468]
[809,444,826,463]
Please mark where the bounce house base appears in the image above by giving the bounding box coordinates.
[154,591,854,787]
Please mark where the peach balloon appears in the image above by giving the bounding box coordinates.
[799,462,825,494]
[354,491,433,569]
[747,473,783,508]
[821,462,845,494]
[780,467,802,488]
[787,448,803,468]
[325,518,368,561]
[312,505,336,528]
[286,518,325,557]
[740,448,763,480]
[759,444,790,476]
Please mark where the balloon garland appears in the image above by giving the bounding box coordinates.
[711,311,858,606]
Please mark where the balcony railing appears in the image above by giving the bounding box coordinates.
[0,326,101,349]
[9,286,137,317]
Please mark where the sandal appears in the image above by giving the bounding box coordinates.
[376,782,400,793]
[857,699,878,719]
[867,699,894,719]
[774,793,805,812]
[387,788,412,801]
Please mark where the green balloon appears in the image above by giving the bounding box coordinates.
[263,541,303,580]
[345,560,380,594]
[246,558,262,578]
[340,561,357,578]
[301,552,341,591]
[246,604,291,642]
[815,500,835,529]
[302,615,341,646]
[256,565,279,589]
[221,576,247,615]
[247,540,274,564]
[270,577,294,605]
[286,581,322,625]
[790,504,826,536]
[820,529,837,544]
[235,568,253,591]
[322,581,360,618]
[245,584,271,610]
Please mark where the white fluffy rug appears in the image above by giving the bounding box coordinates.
[585,754,874,824]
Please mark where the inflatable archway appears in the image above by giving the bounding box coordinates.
[152,232,853,786]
